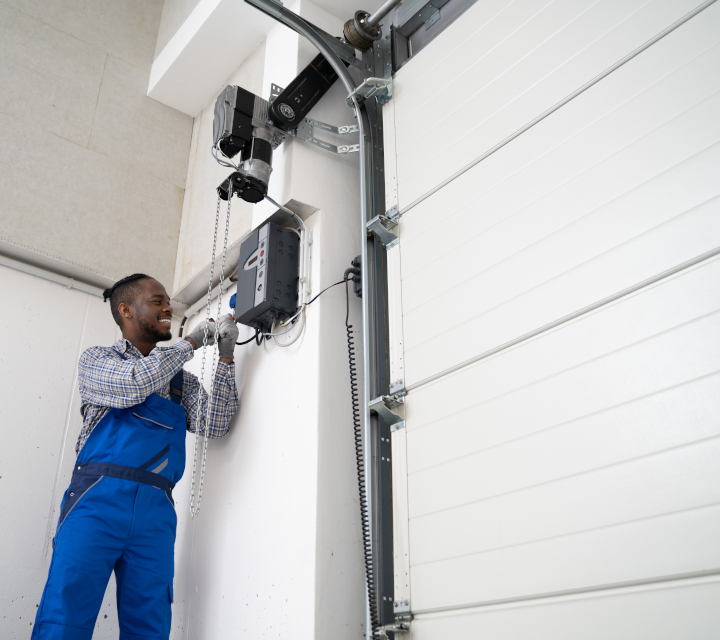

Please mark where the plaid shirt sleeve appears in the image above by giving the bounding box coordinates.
[181,361,238,438]
[78,340,195,408]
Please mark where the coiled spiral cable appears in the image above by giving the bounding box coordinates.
[344,273,380,636]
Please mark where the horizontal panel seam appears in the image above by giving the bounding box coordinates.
[409,500,720,568]
[402,144,720,321]
[408,432,720,522]
[407,370,720,471]
[411,569,720,615]
[395,0,603,139]
[406,302,720,437]
[399,87,720,267]
[397,0,651,161]
[398,0,719,217]
[394,0,555,114]
[406,246,720,392]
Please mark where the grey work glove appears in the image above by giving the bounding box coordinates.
[185,319,218,349]
[217,313,239,360]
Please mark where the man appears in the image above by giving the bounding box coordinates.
[32,273,239,640]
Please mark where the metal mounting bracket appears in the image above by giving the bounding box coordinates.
[294,118,360,154]
[376,621,411,638]
[269,83,284,101]
[367,215,398,248]
[347,77,393,106]
[389,378,405,396]
[378,604,413,637]
[418,2,441,29]
[369,394,404,428]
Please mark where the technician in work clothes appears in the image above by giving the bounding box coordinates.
[31,273,239,640]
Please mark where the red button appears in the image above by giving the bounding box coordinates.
[260,250,264,256]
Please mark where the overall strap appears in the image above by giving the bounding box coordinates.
[170,370,184,405]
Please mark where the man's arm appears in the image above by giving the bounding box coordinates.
[78,341,194,408]
[182,361,238,438]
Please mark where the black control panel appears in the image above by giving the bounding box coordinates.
[234,222,299,332]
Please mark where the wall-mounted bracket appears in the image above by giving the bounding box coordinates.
[418,2,441,29]
[369,395,404,427]
[294,118,360,154]
[377,621,411,638]
[389,378,405,396]
[347,77,393,106]
[390,420,406,433]
[393,600,411,615]
[367,215,398,248]
[379,602,412,637]
[270,83,284,101]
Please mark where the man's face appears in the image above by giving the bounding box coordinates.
[129,279,174,342]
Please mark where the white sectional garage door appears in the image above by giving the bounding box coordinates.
[384,0,720,637]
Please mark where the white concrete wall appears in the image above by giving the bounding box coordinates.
[0,265,122,638]
[169,2,366,638]
[0,0,193,288]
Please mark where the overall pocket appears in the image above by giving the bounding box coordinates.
[56,475,104,533]
[132,412,173,429]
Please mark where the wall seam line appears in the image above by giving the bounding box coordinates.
[43,293,91,559]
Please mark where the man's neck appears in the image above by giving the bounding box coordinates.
[122,333,157,357]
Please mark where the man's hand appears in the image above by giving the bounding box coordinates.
[217,314,239,362]
[184,320,218,350]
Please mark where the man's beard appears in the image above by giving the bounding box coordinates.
[138,317,172,343]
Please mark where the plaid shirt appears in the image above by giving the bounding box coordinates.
[75,338,238,454]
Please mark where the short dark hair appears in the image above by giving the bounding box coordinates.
[103,274,152,327]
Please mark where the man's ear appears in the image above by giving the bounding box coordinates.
[118,302,133,322]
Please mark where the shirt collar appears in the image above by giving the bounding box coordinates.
[113,338,144,359]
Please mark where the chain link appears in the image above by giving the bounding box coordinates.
[189,192,232,519]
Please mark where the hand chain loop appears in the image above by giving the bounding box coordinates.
[189,192,232,519]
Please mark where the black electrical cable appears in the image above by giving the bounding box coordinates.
[178,317,187,338]
[307,279,345,306]
[234,280,343,347]
[236,327,265,346]
[345,275,380,635]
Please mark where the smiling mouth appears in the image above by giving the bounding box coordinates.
[159,318,172,325]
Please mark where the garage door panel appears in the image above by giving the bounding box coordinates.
[395,0,603,152]
[398,17,720,249]
[387,1,720,630]
[408,372,720,488]
[398,0,700,201]
[409,577,720,639]
[411,503,720,610]
[410,437,720,565]
[404,257,720,458]
[399,44,720,277]
[395,0,708,206]
[407,312,720,517]
[405,191,720,384]
[394,0,552,100]
[402,98,720,321]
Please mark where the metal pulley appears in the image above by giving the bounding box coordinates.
[343,10,382,51]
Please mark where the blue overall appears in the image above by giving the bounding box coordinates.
[32,371,186,640]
